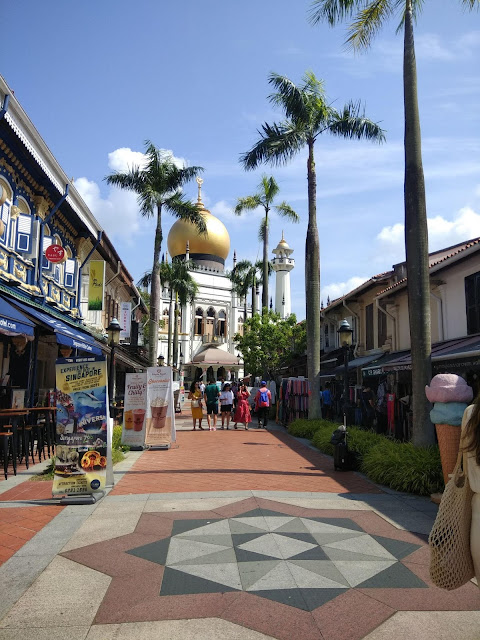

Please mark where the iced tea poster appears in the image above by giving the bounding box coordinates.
[53,356,108,496]
[122,372,147,448]
[144,366,176,447]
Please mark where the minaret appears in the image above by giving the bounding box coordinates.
[271,231,295,319]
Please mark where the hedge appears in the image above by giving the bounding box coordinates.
[287,418,444,496]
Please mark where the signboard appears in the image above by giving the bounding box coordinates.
[88,260,105,311]
[144,366,176,448]
[120,301,132,339]
[45,244,66,264]
[122,372,147,448]
[53,356,108,496]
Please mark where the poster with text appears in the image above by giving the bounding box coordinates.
[145,366,176,447]
[120,301,132,339]
[88,260,105,311]
[53,356,108,496]
[122,372,147,448]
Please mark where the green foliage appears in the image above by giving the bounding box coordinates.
[234,310,301,379]
[113,425,130,452]
[362,441,444,496]
[289,418,444,496]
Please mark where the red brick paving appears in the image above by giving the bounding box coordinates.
[0,504,63,565]
[0,480,54,501]
[111,429,380,495]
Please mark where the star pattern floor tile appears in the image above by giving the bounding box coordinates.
[61,499,480,640]
[124,508,425,610]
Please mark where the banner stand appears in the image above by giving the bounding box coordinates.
[59,490,105,506]
[147,444,170,451]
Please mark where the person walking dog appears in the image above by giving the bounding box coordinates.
[255,381,272,428]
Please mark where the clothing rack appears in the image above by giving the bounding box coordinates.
[277,377,310,425]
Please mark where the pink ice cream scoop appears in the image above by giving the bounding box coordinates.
[425,373,473,404]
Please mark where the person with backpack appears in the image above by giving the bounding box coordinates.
[204,379,220,431]
[255,381,272,428]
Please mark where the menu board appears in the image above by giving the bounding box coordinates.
[53,356,108,496]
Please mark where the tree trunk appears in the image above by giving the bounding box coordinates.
[173,291,179,371]
[306,140,321,420]
[252,273,257,315]
[262,210,269,312]
[149,204,162,366]
[167,287,173,366]
[403,1,434,446]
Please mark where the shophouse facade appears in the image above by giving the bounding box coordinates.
[0,75,147,410]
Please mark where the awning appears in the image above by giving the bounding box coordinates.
[380,336,480,372]
[361,350,411,377]
[189,346,240,366]
[332,353,381,375]
[10,300,101,355]
[0,296,35,338]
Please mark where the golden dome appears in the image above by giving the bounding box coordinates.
[167,178,230,261]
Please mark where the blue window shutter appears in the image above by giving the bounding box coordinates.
[64,258,75,288]
[16,215,32,252]
[42,236,52,269]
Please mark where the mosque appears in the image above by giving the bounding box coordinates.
[158,178,295,384]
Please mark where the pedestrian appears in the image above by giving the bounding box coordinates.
[188,381,204,430]
[254,381,271,428]
[204,379,219,430]
[220,383,234,429]
[461,399,480,584]
[199,380,206,396]
[233,383,251,430]
[323,382,333,420]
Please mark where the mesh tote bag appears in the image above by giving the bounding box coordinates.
[429,450,475,590]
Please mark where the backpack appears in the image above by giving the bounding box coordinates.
[259,389,269,407]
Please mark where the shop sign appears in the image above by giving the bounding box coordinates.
[144,366,176,448]
[122,372,147,448]
[45,244,66,264]
[88,260,105,311]
[53,356,108,496]
[363,366,383,377]
[120,301,131,339]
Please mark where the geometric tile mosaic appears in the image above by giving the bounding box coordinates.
[127,509,426,611]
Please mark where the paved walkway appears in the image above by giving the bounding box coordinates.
[0,410,478,639]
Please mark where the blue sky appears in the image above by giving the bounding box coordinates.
[2,1,479,319]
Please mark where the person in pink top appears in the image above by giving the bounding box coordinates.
[233,383,251,430]
[255,381,272,429]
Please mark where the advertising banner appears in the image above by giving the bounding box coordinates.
[88,260,105,311]
[119,301,132,339]
[53,356,108,496]
[122,372,147,448]
[145,366,176,448]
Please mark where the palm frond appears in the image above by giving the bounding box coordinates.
[260,174,280,204]
[346,0,395,50]
[327,100,386,142]
[240,121,306,170]
[234,195,262,215]
[308,0,360,26]
[275,201,300,222]
[137,270,153,288]
[268,73,311,123]
[166,196,207,235]
[258,217,269,243]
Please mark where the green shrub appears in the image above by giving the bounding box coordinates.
[113,425,130,452]
[290,418,443,496]
[288,418,333,440]
[362,440,444,495]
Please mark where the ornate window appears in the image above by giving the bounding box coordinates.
[162,308,169,333]
[64,248,76,288]
[238,315,244,337]
[194,307,203,335]
[42,226,53,270]
[205,307,215,338]
[217,309,226,337]
[0,177,12,247]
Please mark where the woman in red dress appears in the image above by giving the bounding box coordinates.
[233,384,251,430]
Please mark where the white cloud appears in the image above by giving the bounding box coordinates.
[321,276,370,304]
[415,34,454,61]
[376,206,480,262]
[74,146,192,241]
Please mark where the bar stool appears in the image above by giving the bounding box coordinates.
[16,422,32,468]
[0,425,17,479]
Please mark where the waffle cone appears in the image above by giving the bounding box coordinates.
[435,423,461,485]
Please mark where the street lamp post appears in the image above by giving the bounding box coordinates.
[337,319,353,426]
[107,318,121,414]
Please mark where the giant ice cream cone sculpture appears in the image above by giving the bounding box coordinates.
[425,374,473,484]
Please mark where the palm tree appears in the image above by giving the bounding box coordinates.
[139,257,198,368]
[229,261,252,321]
[241,72,385,419]
[105,141,204,366]
[309,1,478,444]
[235,175,299,313]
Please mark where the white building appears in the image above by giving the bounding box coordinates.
[271,232,295,318]
[158,179,244,384]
